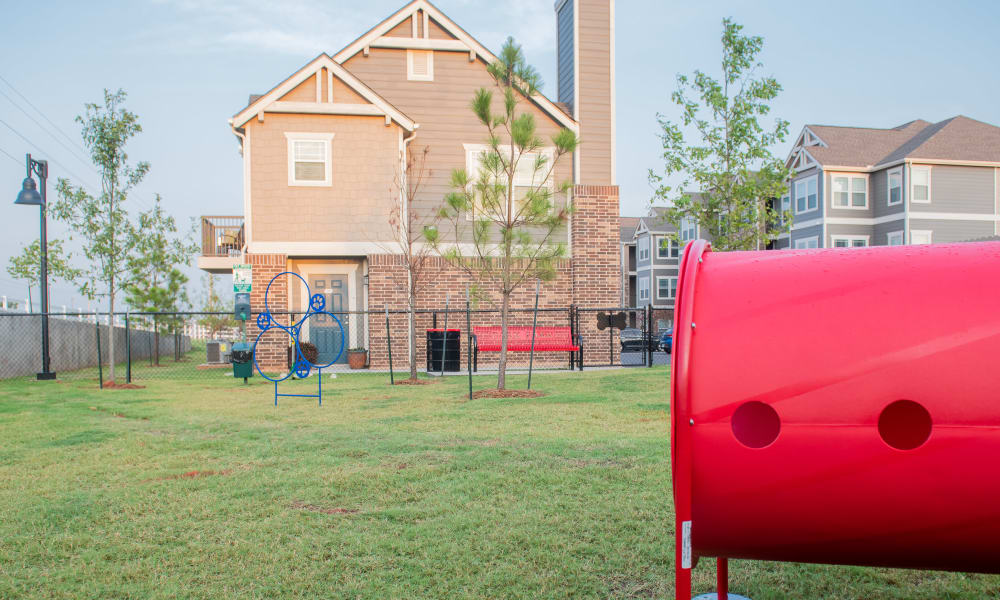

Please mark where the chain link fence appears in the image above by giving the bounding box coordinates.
[0,305,668,386]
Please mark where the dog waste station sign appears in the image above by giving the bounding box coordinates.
[233,264,252,293]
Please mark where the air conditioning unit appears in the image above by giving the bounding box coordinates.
[206,340,222,364]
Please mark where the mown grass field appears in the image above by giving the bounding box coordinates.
[1,368,998,599]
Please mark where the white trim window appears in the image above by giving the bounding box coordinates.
[911,166,931,203]
[831,174,868,209]
[638,278,650,302]
[638,236,650,261]
[463,144,556,219]
[832,235,869,248]
[654,235,670,259]
[407,50,434,81]
[285,132,334,186]
[794,236,819,249]
[779,195,791,225]
[910,230,933,245]
[887,168,903,206]
[794,175,818,214]
[656,276,678,301]
[680,217,697,241]
[887,230,904,246]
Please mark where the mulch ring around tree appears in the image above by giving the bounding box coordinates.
[392,378,439,386]
[471,389,545,399]
[101,380,145,389]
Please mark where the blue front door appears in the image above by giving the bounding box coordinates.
[309,275,349,364]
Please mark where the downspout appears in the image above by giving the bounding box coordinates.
[230,120,250,257]
[402,130,417,369]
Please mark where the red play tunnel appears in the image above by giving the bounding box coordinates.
[671,239,1000,598]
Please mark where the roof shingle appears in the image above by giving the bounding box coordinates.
[796,116,1000,168]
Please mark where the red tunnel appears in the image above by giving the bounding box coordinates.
[670,239,1000,598]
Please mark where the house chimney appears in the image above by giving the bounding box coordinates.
[556,0,615,185]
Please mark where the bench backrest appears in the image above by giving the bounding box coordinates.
[473,325,573,348]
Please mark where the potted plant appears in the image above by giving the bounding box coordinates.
[347,347,368,369]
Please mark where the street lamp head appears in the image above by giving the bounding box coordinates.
[15,176,43,206]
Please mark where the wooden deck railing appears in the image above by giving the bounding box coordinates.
[200,216,245,257]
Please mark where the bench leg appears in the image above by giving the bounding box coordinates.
[579,347,584,371]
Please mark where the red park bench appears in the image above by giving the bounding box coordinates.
[472,325,583,372]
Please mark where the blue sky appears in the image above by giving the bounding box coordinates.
[1,0,999,310]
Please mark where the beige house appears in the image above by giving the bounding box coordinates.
[199,0,620,368]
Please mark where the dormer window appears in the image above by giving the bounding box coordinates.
[407,50,434,81]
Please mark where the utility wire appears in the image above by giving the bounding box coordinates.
[0,144,21,167]
[0,117,101,190]
[0,86,96,174]
[0,75,162,214]
[0,74,89,156]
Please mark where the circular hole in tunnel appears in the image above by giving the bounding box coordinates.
[731,401,781,448]
[878,400,932,450]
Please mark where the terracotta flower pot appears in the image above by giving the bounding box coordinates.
[347,350,368,369]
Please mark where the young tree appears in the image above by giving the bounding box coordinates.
[649,18,792,251]
[197,274,237,339]
[51,89,149,383]
[6,239,80,312]
[426,37,579,391]
[125,196,197,365]
[378,144,442,381]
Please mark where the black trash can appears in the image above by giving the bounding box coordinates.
[426,329,461,372]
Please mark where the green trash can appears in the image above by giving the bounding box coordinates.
[232,342,253,383]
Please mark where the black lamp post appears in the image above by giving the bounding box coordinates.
[14,153,56,380]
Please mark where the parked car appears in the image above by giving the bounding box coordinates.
[620,328,658,352]
[659,329,673,353]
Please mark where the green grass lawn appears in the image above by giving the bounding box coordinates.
[1,369,997,599]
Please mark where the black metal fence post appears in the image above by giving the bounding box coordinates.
[125,311,131,384]
[95,318,103,389]
[440,294,450,377]
[527,280,539,390]
[466,287,472,400]
[646,305,653,368]
[385,306,394,385]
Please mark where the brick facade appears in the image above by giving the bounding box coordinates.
[245,186,621,372]
[247,252,289,370]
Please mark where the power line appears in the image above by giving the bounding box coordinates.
[0,75,159,213]
[0,73,89,156]
[0,86,97,174]
[0,117,103,192]
[0,144,21,167]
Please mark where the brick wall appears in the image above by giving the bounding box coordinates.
[246,253,289,370]
[364,185,622,371]
[366,254,576,371]
[571,185,622,365]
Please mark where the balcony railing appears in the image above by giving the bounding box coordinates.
[201,216,245,257]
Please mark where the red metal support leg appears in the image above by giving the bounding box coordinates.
[717,557,728,599]
[675,518,692,600]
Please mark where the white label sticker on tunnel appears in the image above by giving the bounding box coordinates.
[681,520,692,569]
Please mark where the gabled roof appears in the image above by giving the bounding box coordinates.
[332,0,578,132]
[230,53,417,131]
[620,216,641,243]
[787,116,1000,169]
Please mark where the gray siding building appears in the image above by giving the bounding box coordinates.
[627,205,705,330]
[777,116,1000,249]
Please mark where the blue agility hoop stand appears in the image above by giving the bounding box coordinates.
[252,271,345,406]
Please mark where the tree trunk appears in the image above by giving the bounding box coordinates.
[408,294,417,381]
[153,317,160,366]
[108,288,116,383]
[26,286,32,314]
[497,292,509,390]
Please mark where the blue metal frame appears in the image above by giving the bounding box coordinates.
[252,271,345,406]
